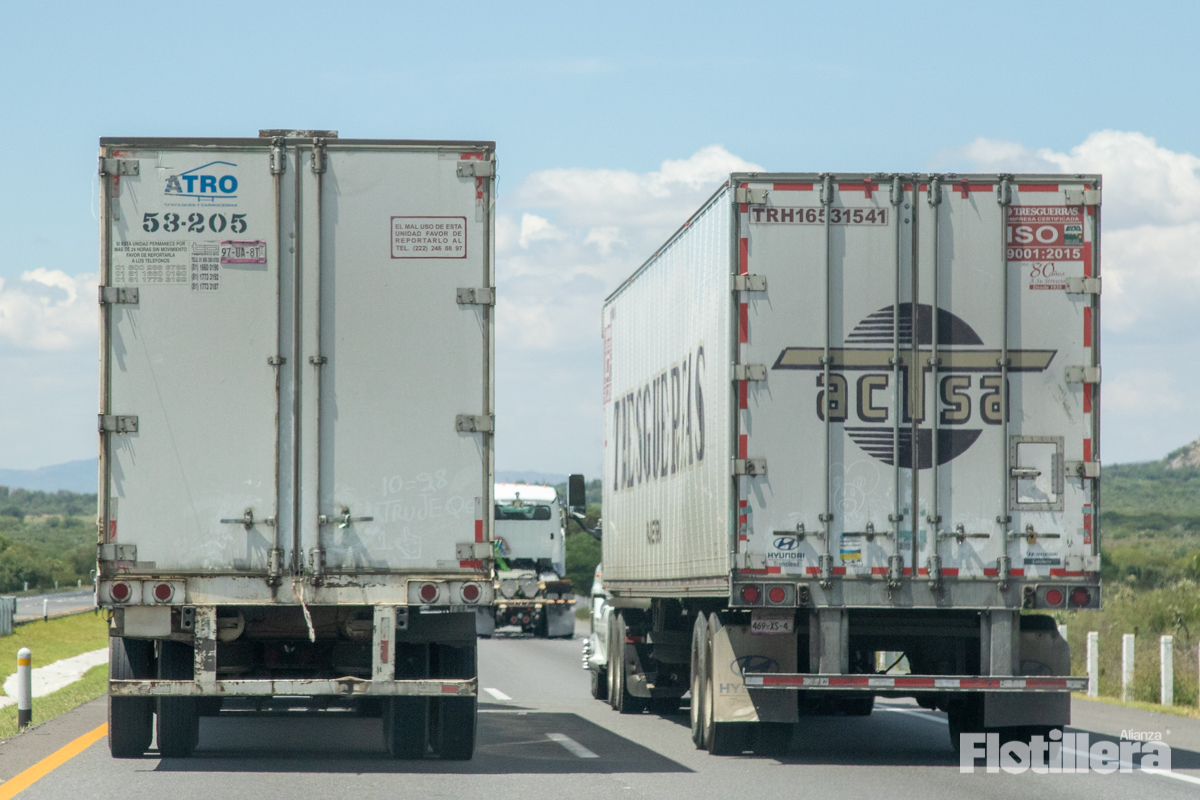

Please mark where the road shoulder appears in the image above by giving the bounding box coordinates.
[0,697,106,782]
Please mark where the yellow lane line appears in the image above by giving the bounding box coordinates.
[0,723,107,799]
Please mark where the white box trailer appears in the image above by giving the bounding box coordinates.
[598,173,1098,753]
[97,131,496,759]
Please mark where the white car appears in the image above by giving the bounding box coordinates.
[581,563,612,699]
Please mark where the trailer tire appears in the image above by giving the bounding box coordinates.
[610,613,646,715]
[156,641,198,758]
[108,637,154,759]
[384,697,427,759]
[590,668,608,701]
[432,644,477,760]
[947,696,985,754]
[690,612,708,748]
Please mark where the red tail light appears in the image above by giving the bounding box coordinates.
[419,583,439,603]
[1044,588,1063,606]
[461,583,481,603]
[154,583,173,602]
[110,582,131,602]
[741,585,760,603]
[768,586,786,604]
[1070,588,1091,607]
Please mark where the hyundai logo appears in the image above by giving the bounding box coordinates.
[773,536,799,551]
[732,655,779,675]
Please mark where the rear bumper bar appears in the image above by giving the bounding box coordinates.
[109,677,476,698]
[742,673,1087,692]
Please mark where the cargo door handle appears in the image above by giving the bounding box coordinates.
[319,507,375,528]
[1009,467,1040,480]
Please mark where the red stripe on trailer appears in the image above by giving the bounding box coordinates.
[767,566,781,574]
[1017,184,1058,192]
[738,238,748,275]
[1050,569,1085,577]
[741,568,767,574]
[1084,509,1092,544]
[984,568,998,576]
[475,519,483,543]
[902,567,912,576]
[739,379,748,409]
[957,181,991,197]
[1010,568,1025,577]
[773,182,814,191]
[1083,438,1092,462]
[739,499,748,508]
[739,435,748,460]
[832,567,846,575]
[459,153,484,161]
[837,182,878,196]
[739,183,748,214]
[739,514,747,527]
[1083,306,1092,348]
[871,567,888,575]
[1083,382,1092,414]
[941,568,959,576]
[441,684,461,693]
[739,303,748,343]
[459,560,483,569]
[806,567,820,575]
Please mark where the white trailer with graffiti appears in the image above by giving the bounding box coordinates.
[598,173,1099,753]
[97,132,496,759]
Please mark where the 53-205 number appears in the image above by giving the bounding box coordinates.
[143,212,247,234]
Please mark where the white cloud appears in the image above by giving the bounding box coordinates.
[0,270,97,351]
[955,130,1200,462]
[518,213,566,248]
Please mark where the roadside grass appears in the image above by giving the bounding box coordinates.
[0,663,106,739]
[0,613,107,684]
[1073,691,1200,721]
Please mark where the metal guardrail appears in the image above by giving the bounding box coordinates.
[13,606,96,626]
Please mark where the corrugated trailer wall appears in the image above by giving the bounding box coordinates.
[602,187,733,586]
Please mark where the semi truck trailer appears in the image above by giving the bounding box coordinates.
[97,131,496,759]
[475,482,575,638]
[594,172,1099,754]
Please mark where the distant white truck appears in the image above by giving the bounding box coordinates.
[596,173,1098,753]
[476,483,576,638]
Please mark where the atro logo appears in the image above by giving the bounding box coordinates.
[164,161,238,201]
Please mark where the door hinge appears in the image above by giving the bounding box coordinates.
[98,543,137,562]
[98,287,139,305]
[456,161,494,178]
[1064,187,1101,206]
[733,458,767,476]
[270,138,287,175]
[1064,460,1101,479]
[456,542,492,560]
[455,414,494,433]
[311,138,328,174]
[733,274,767,292]
[733,364,767,381]
[1065,277,1101,295]
[735,187,767,205]
[1064,365,1101,384]
[99,157,139,176]
[98,415,138,433]
[267,355,286,366]
[456,287,495,306]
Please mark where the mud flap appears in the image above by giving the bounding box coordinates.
[475,607,496,637]
[983,626,1071,728]
[545,605,576,638]
[711,623,797,724]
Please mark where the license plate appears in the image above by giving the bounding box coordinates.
[750,616,793,635]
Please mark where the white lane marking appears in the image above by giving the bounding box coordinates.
[484,687,512,701]
[546,732,598,759]
[879,709,1200,786]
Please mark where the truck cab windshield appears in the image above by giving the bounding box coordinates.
[494,503,553,520]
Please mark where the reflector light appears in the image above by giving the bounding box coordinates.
[741,585,760,603]
[461,583,481,603]
[768,586,786,604]
[110,582,131,602]
[154,583,173,602]
[1070,588,1091,607]
[1044,588,1063,606]
[419,583,439,603]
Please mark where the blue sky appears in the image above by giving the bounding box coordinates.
[2,0,1198,476]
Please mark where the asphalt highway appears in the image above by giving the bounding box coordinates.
[14,590,95,621]
[6,623,1200,799]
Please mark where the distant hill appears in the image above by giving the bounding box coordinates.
[0,459,97,494]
